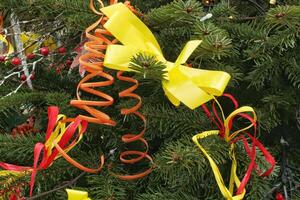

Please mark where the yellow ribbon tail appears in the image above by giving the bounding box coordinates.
[66,189,91,200]
[192,132,246,200]
[173,40,202,67]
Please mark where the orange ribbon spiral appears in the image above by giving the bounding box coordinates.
[108,71,153,180]
[71,0,153,180]
[70,1,118,126]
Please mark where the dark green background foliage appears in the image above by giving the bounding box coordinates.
[0,0,299,199]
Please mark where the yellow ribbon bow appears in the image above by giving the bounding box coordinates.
[101,3,231,109]
[192,105,257,200]
[66,189,91,200]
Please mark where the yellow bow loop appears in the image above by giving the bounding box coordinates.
[101,3,231,109]
[66,189,91,200]
[44,114,83,159]
[192,103,257,200]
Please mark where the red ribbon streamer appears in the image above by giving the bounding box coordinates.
[0,107,104,196]
[201,94,275,195]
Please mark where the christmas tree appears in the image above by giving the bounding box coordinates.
[0,0,299,199]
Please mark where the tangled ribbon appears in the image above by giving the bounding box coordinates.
[0,107,104,196]
[193,94,275,199]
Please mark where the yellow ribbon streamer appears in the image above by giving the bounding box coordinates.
[192,104,257,200]
[100,3,231,109]
[66,189,91,200]
[44,114,84,160]
[0,34,14,56]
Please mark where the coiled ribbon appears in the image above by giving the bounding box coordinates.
[71,0,153,179]
[108,71,153,180]
[0,107,104,196]
[70,0,118,126]
[192,94,275,199]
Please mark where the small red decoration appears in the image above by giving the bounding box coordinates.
[56,67,61,74]
[11,116,38,137]
[0,55,6,62]
[66,59,73,66]
[40,47,49,56]
[30,74,35,80]
[20,74,27,81]
[11,57,22,66]
[275,192,285,200]
[58,46,66,54]
[26,53,35,60]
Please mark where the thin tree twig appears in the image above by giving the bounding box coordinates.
[26,172,86,200]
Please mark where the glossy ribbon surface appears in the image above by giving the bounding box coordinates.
[100,3,231,109]
[66,189,91,200]
[108,71,153,180]
[70,0,117,126]
[0,107,104,197]
[193,94,275,199]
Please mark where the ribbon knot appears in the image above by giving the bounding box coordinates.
[193,94,275,200]
[100,3,231,109]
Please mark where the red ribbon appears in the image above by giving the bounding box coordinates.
[0,106,88,196]
[201,93,275,195]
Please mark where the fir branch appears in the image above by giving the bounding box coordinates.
[26,172,86,200]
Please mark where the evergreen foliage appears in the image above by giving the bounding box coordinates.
[0,0,299,199]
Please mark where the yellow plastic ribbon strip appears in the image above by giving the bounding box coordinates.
[100,3,231,109]
[66,189,91,200]
[0,34,14,56]
[192,104,257,200]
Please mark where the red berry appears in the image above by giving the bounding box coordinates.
[0,55,6,62]
[58,46,66,54]
[27,53,35,60]
[275,192,285,200]
[20,74,27,81]
[30,74,35,80]
[66,59,73,66]
[56,67,61,73]
[40,47,49,56]
[11,57,22,66]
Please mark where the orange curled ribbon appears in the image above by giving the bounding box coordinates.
[71,0,153,180]
[0,107,104,197]
[108,71,153,180]
[70,1,117,126]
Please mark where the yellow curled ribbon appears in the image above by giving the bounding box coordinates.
[66,189,91,200]
[192,105,257,200]
[101,3,231,109]
[0,34,14,56]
